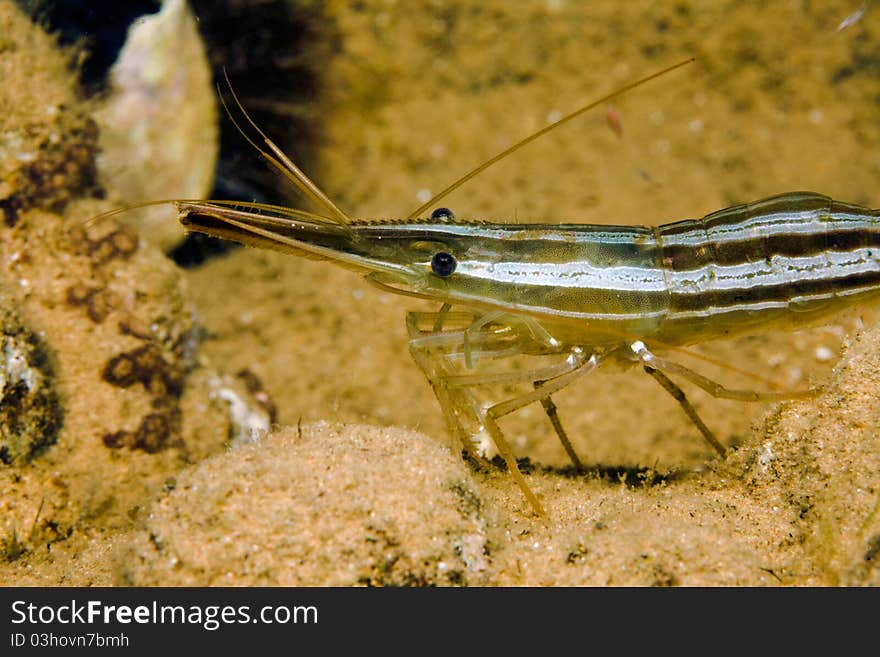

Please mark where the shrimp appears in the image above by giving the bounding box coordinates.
[176,58,878,516]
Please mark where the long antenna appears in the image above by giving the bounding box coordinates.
[406,57,695,220]
[220,70,353,226]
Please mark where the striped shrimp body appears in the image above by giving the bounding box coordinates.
[600,190,880,346]
[175,61,878,516]
[396,191,880,350]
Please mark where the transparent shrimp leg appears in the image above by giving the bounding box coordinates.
[461,310,507,369]
[407,310,523,467]
[406,327,488,466]
[458,313,585,471]
[430,345,603,515]
[475,350,606,516]
[407,323,571,463]
[408,310,603,514]
[410,309,586,469]
[629,340,817,454]
[441,359,588,472]
[460,311,562,367]
[533,379,584,472]
[630,341,817,401]
[641,366,726,455]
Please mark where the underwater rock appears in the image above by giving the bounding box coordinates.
[93,0,218,250]
[116,423,490,586]
[0,3,102,228]
[0,306,62,465]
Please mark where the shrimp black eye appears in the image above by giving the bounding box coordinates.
[430,207,455,221]
[430,251,457,277]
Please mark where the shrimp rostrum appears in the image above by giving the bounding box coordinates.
[177,61,878,516]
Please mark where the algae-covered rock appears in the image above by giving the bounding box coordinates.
[0,0,101,227]
[0,306,62,465]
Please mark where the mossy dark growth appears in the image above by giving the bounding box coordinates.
[100,343,186,454]
[0,309,63,465]
[0,113,103,227]
[67,219,140,266]
[103,408,182,454]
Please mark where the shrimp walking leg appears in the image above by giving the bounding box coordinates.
[407,327,488,466]
[477,352,604,515]
[642,365,727,455]
[631,339,816,455]
[630,341,816,402]
[533,379,584,472]
[407,310,540,467]
[408,309,607,513]
[440,349,589,472]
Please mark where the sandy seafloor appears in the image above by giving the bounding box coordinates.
[2,0,880,585]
